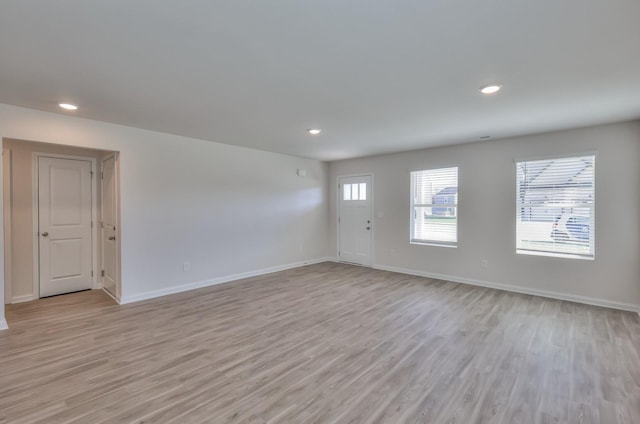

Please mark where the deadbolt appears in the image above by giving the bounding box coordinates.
[41,232,49,237]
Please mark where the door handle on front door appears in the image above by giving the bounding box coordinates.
[42,232,49,237]
[109,236,116,241]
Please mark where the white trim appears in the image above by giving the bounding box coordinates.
[337,173,374,267]
[408,162,461,174]
[31,154,37,297]
[0,319,7,331]
[32,153,99,298]
[102,287,121,304]
[516,249,593,260]
[100,153,122,300]
[513,150,599,164]
[373,263,640,313]
[11,294,34,304]
[3,148,12,304]
[120,257,333,304]
[410,241,457,249]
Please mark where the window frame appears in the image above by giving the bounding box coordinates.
[343,182,367,201]
[409,166,459,247]
[515,153,596,260]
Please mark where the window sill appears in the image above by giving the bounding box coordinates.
[410,241,457,249]
[516,249,594,261]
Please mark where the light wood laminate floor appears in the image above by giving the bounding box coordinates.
[1,262,640,423]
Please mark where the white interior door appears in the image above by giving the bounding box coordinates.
[38,157,93,297]
[339,175,373,266]
[101,155,118,298]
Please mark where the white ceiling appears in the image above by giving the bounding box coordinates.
[1,1,639,161]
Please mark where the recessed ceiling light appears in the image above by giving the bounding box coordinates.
[308,129,321,135]
[480,84,502,95]
[59,103,78,110]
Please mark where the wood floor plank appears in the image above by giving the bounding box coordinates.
[1,262,639,423]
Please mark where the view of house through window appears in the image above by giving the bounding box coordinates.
[516,155,595,258]
[410,167,458,245]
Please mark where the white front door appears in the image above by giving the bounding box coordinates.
[101,155,118,298]
[338,175,373,266]
[38,157,93,297]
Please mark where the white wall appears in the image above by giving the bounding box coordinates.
[329,121,640,309]
[0,103,330,325]
[1,102,636,331]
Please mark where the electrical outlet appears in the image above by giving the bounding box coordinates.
[183,262,190,272]
[481,259,488,269]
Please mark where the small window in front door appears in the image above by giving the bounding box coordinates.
[343,183,367,201]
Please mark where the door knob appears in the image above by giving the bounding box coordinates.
[366,227,371,230]
[108,236,116,241]
[42,232,49,237]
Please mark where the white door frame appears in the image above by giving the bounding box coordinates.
[100,153,121,302]
[337,173,374,266]
[32,153,98,298]
[3,149,12,304]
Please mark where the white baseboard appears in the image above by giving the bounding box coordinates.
[11,294,35,304]
[120,257,333,305]
[101,288,121,305]
[373,264,640,313]
[0,319,8,330]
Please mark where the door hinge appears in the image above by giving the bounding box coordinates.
[101,172,104,179]
[91,270,94,277]
[100,221,104,228]
[101,270,105,277]
[91,221,93,228]
[338,217,340,223]
[90,171,94,178]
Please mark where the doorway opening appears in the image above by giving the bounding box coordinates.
[3,138,121,304]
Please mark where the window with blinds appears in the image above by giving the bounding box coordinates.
[516,155,595,258]
[410,167,458,245]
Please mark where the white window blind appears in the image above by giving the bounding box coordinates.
[516,155,595,258]
[410,167,458,245]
